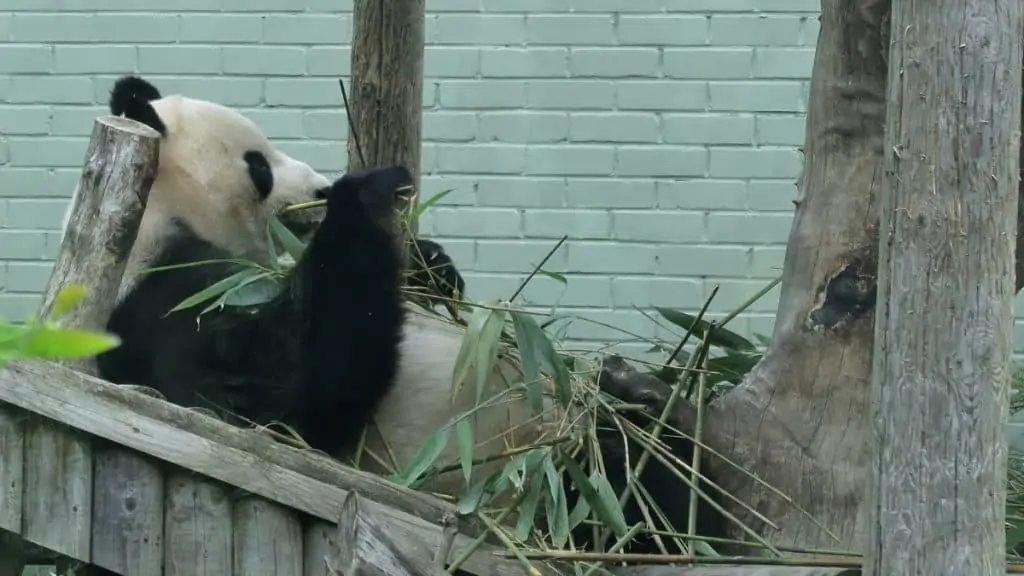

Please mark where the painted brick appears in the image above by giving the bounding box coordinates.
[706,213,793,244]
[0,168,79,198]
[616,81,707,111]
[753,48,815,78]
[569,242,656,274]
[613,211,705,243]
[712,279,781,313]
[518,275,612,309]
[524,209,611,240]
[616,146,707,178]
[425,47,479,78]
[525,145,614,176]
[656,246,750,277]
[663,114,755,145]
[570,48,659,78]
[0,106,51,135]
[476,177,566,208]
[246,109,306,139]
[92,14,179,43]
[263,15,352,45]
[481,48,568,78]
[5,262,53,292]
[440,81,526,109]
[225,46,305,76]
[710,81,805,112]
[54,45,135,74]
[617,16,709,46]
[6,199,69,229]
[527,80,614,109]
[0,14,11,41]
[432,207,521,238]
[559,310,657,343]
[756,115,806,145]
[569,113,659,144]
[51,106,106,136]
[0,46,53,74]
[709,15,802,46]
[8,138,87,168]
[478,112,567,143]
[657,180,747,211]
[275,141,347,172]
[139,46,221,74]
[0,140,7,165]
[484,0,570,11]
[436,144,526,175]
[664,48,753,79]
[749,180,798,211]
[0,294,41,323]
[612,277,703,309]
[11,77,93,104]
[750,246,786,278]
[424,112,477,142]
[181,14,261,43]
[709,147,802,179]
[434,15,525,45]
[266,78,340,107]
[565,179,656,209]
[0,230,48,259]
[476,240,568,273]
[526,15,614,45]
[11,14,96,43]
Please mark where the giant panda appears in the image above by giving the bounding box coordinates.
[74,75,728,557]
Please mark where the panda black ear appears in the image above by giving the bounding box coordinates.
[109,75,167,136]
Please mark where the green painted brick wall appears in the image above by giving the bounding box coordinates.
[7,1,1005,359]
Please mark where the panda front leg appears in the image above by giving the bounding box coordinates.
[407,237,466,305]
[292,166,410,459]
[566,354,730,555]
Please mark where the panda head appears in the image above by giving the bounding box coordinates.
[108,75,330,263]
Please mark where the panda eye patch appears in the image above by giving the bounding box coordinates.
[243,150,274,200]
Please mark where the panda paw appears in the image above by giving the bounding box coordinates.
[329,166,413,225]
[408,238,466,303]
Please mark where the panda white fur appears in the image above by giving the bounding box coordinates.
[78,75,728,555]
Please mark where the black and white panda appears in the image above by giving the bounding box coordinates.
[73,75,728,556]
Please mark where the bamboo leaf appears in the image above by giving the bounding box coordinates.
[168,269,258,315]
[542,457,570,548]
[391,426,451,487]
[410,188,453,222]
[456,418,474,486]
[222,272,281,307]
[590,471,628,539]
[450,305,491,399]
[474,304,507,405]
[537,269,567,284]
[20,327,121,360]
[557,447,627,538]
[514,311,572,407]
[515,473,545,542]
[511,311,545,414]
[654,307,756,352]
[47,284,89,322]
[268,216,307,261]
[457,469,509,515]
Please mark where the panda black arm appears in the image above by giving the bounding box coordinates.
[407,238,465,305]
[287,166,408,458]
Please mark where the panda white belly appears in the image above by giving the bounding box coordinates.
[357,303,570,499]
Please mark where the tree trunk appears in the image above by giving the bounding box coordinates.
[689,0,1024,558]
[866,0,1021,573]
[347,0,426,266]
[696,0,890,552]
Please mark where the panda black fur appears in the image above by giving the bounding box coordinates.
[85,75,729,556]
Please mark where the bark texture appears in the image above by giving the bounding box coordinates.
[867,1,1021,573]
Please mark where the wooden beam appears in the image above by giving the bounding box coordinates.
[867,0,1022,574]
[0,362,557,576]
[347,0,426,262]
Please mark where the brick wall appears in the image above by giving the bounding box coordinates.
[0,0,839,358]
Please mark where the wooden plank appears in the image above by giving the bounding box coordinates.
[0,360,552,576]
[22,418,92,562]
[328,491,447,576]
[0,406,24,533]
[0,530,26,576]
[303,522,338,576]
[163,472,232,576]
[232,497,302,576]
[90,441,164,575]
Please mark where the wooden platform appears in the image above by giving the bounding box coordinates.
[0,359,539,576]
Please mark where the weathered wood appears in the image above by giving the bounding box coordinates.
[0,361,553,576]
[304,522,339,576]
[347,0,425,261]
[21,418,93,561]
[0,406,24,533]
[611,568,859,576]
[232,497,302,576]
[163,472,233,576]
[43,114,160,373]
[866,1,1022,574]
[90,441,165,575]
[329,491,447,576]
[0,530,25,576]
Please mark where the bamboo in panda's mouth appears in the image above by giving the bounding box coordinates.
[281,184,416,214]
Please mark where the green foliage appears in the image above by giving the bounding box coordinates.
[0,284,122,371]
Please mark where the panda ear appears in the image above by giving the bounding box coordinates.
[109,75,167,136]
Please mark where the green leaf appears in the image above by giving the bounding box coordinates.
[0,321,29,346]
[392,425,451,487]
[510,311,544,414]
[456,418,474,486]
[513,311,572,407]
[450,306,492,398]
[543,457,570,548]
[474,305,507,405]
[537,269,567,285]
[589,471,628,539]
[410,188,454,222]
[515,473,545,542]
[20,327,121,360]
[457,469,509,515]
[557,447,627,539]
[654,307,756,352]
[222,272,281,307]
[168,269,258,315]
[47,284,88,322]
[268,216,307,262]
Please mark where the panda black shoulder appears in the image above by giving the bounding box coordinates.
[109,75,167,136]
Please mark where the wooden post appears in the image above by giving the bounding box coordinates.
[21,114,160,573]
[867,1,1022,575]
[347,0,426,266]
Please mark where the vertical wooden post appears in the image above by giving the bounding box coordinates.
[347,0,426,266]
[867,1,1022,574]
